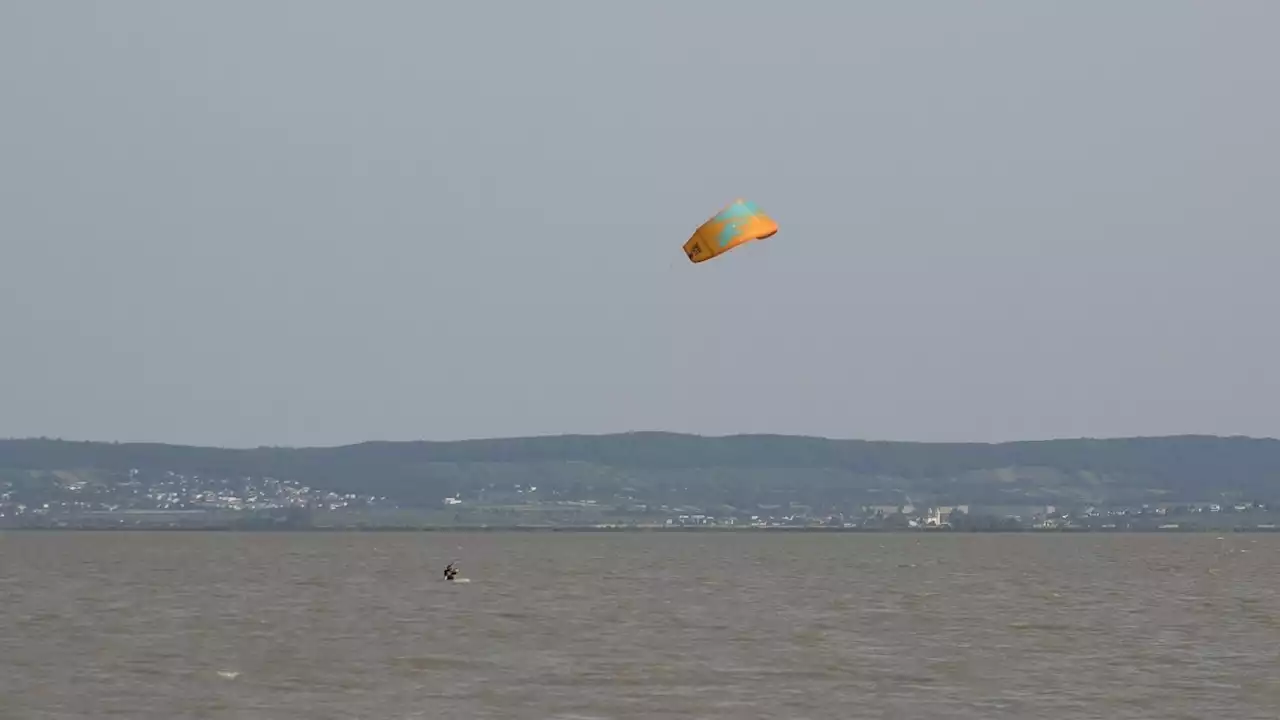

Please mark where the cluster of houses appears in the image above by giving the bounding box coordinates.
[658,503,986,529]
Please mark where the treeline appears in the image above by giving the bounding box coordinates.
[3,433,1280,508]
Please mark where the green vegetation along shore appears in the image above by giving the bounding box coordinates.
[3,433,1279,531]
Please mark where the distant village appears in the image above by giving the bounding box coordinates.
[651,500,1276,531]
[0,469,388,528]
[2,470,1277,531]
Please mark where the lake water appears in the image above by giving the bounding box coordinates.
[2,531,1278,719]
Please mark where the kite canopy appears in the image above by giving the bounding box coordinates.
[682,199,778,264]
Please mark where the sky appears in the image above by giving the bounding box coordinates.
[2,1,1278,448]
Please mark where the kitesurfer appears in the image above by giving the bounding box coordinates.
[444,561,458,581]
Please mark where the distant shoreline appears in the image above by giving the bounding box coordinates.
[4,524,1277,534]
[7,435,1280,532]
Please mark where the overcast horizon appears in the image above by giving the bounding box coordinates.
[3,1,1277,448]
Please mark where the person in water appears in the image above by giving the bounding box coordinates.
[444,562,458,581]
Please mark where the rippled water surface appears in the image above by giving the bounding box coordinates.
[2,531,1279,719]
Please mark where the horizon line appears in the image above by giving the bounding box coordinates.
[2,430,1277,452]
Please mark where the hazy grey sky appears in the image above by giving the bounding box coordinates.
[2,1,1277,447]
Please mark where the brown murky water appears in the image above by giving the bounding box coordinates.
[2,531,1278,719]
